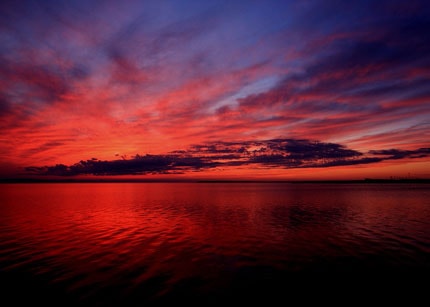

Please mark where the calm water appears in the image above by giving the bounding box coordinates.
[1,183,429,304]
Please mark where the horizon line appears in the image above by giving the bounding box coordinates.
[1,178,429,184]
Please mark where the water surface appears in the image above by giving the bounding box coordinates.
[1,183,429,304]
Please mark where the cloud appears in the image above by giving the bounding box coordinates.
[26,154,218,176]
[25,138,429,176]
[369,148,430,160]
[219,7,430,149]
[1,1,429,178]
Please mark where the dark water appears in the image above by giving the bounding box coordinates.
[1,183,429,305]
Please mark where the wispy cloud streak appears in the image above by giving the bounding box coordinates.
[1,0,430,179]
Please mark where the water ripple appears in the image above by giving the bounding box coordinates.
[1,183,429,304]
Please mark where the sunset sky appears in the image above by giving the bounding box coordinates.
[1,0,429,180]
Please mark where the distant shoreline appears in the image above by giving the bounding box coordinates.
[1,178,429,184]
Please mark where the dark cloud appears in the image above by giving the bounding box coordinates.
[369,148,430,160]
[26,154,219,176]
[305,157,383,168]
[270,139,362,159]
[25,139,429,176]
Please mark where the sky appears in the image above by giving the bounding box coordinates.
[1,0,429,180]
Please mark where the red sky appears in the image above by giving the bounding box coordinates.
[1,0,429,180]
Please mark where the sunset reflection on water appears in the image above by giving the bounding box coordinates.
[1,183,429,305]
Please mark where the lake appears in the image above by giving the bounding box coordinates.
[1,182,429,305]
